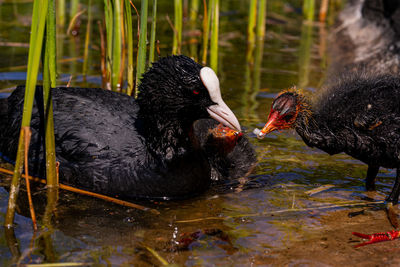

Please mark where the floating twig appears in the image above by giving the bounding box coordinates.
[304,184,335,196]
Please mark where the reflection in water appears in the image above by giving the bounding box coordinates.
[298,22,313,89]
[4,227,20,265]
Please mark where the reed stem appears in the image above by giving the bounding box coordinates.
[69,0,79,23]
[82,0,93,77]
[104,0,113,90]
[319,0,329,22]
[303,0,315,21]
[112,0,122,91]
[247,0,257,45]
[256,0,267,40]
[43,0,59,229]
[189,0,199,60]
[125,0,134,95]
[201,0,211,65]
[210,0,219,72]
[5,0,49,229]
[173,0,182,54]
[149,0,158,65]
[56,0,65,29]
[135,0,148,98]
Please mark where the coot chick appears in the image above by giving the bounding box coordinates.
[191,119,257,180]
[257,74,400,205]
[0,55,256,200]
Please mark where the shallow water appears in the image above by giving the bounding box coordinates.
[0,1,397,266]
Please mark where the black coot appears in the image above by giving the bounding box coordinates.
[0,55,256,200]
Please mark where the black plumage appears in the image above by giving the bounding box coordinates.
[259,74,400,204]
[0,55,256,200]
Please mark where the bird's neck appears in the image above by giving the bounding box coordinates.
[137,103,194,160]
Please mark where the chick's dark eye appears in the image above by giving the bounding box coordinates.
[283,114,294,122]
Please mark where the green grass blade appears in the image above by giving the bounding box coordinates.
[189,0,199,60]
[247,0,257,45]
[135,0,148,98]
[43,0,57,190]
[201,0,211,65]
[82,0,93,78]
[104,0,113,90]
[256,0,267,40]
[57,0,65,29]
[210,0,219,72]
[112,0,122,91]
[303,0,315,21]
[69,0,79,24]
[5,0,49,228]
[125,0,134,95]
[149,0,157,65]
[172,0,182,54]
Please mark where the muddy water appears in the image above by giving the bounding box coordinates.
[0,1,398,266]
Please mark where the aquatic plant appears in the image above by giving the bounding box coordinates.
[209,0,219,72]
[5,0,51,230]
[149,0,158,66]
[173,0,182,55]
[135,0,148,97]
[303,0,315,21]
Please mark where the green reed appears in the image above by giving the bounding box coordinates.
[201,0,211,65]
[43,0,58,191]
[149,0,158,65]
[104,0,113,90]
[57,0,66,29]
[82,0,93,77]
[125,0,134,95]
[298,23,313,88]
[243,0,267,120]
[256,0,267,40]
[135,0,148,97]
[209,0,219,72]
[112,0,123,91]
[173,0,182,55]
[189,0,199,61]
[303,0,315,21]
[247,0,257,45]
[70,0,79,23]
[5,0,49,229]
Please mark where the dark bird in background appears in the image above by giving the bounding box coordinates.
[257,74,400,205]
[0,55,256,200]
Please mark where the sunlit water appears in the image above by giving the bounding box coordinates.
[0,1,395,266]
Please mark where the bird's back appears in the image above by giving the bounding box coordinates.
[1,86,154,196]
[312,74,400,167]
[0,97,7,139]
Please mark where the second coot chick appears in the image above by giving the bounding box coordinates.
[257,73,400,205]
[191,119,257,180]
[0,55,256,200]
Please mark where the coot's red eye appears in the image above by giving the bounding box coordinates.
[193,90,199,95]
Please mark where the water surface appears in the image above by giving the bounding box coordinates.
[0,1,395,266]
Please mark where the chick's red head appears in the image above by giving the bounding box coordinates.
[261,92,300,135]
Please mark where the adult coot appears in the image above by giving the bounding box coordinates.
[0,55,256,200]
